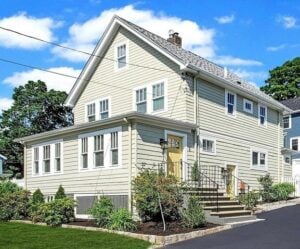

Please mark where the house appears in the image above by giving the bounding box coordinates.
[15,16,291,219]
[0,154,7,176]
[281,97,300,196]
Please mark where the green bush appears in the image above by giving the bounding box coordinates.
[181,196,206,228]
[0,190,30,221]
[108,208,136,232]
[55,185,66,200]
[33,198,75,226]
[191,161,199,182]
[132,169,183,222]
[271,183,295,201]
[258,174,273,202]
[32,189,44,204]
[238,191,260,210]
[89,196,114,228]
[0,180,21,195]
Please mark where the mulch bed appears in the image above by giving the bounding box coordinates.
[68,219,218,236]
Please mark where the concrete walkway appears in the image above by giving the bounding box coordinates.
[164,204,300,249]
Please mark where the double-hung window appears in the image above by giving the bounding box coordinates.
[81,137,88,169]
[33,147,39,175]
[292,138,299,151]
[251,149,267,170]
[87,103,96,122]
[54,143,61,172]
[111,132,118,165]
[226,91,236,116]
[117,44,127,69]
[136,88,147,113]
[200,137,216,155]
[258,105,267,126]
[100,99,109,119]
[283,116,291,129]
[94,135,104,167]
[243,99,253,114]
[43,145,51,173]
[152,82,164,111]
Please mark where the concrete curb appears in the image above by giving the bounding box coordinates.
[254,198,300,214]
[11,220,232,246]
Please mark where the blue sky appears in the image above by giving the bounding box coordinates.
[0,0,299,111]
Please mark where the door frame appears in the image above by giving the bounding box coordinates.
[164,130,187,180]
[224,163,238,197]
[292,159,300,197]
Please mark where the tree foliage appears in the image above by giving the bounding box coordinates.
[260,57,300,100]
[55,185,66,200]
[0,80,73,177]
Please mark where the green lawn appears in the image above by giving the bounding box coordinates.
[0,222,151,249]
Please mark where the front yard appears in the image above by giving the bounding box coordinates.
[0,222,151,249]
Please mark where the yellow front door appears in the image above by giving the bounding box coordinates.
[226,165,236,199]
[167,135,183,179]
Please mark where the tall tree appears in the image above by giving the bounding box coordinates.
[260,57,300,101]
[0,80,73,177]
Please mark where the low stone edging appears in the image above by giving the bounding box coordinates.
[254,198,300,214]
[11,220,232,246]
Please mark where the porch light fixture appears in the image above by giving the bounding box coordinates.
[159,138,168,150]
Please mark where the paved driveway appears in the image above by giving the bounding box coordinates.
[165,205,300,249]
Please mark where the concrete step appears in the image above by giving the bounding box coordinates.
[200,196,231,202]
[204,205,245,212]
[182,187,219,192]
[202,200,239,206]
[210,210,252,218]
[184,191,225,196]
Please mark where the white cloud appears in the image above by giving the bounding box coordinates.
[267,44,287,52]
[232,69,268,87]
[3,67,81,93]
[277,15,297,29]
[214,14,235,24]
[0,12,61,49]
[52,4,215,62]
[211,55,263,67]
[0,98,13,112]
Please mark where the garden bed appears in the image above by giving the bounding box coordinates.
[68,219,218,236]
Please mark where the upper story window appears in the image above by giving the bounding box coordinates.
[283,115,291,129]
[116,43,127,69]
[251,149,267,170]
[136,88,147,113]
[243,99,253,114]
[258,104,267,126]
[94,135,104,167]
[100,99,109,120]
[152,82,165,112]
[87,103,96,122]
[33,147,39,175]
[200,137,216,155]
[81,137,88,169]
[43,145,51,173]
[225,90,236,116]
[54,143,61,172]
[111,132,119,166]
[291,138,299,151]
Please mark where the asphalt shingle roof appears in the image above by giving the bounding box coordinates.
[280,97,300,111]
[119,16,286,110]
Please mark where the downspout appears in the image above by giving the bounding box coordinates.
[23,142,27,190]
[194,76,198,163]
[128,121,133,213]
[277,112,281,182]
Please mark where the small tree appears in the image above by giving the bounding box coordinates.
[191,161,199,182]
[258,174,273,202]
[55,185,66,200]
[89,196,114,228]
[32,189,44,204]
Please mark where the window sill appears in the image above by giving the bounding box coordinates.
[250,166,268,171]
[31,172,63,177]
[79,165,122,172]
[200,151,216,156]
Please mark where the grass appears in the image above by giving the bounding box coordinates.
[0,222,151,249]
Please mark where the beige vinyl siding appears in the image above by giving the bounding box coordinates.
[25,125,130,195]
[73,27,187,124]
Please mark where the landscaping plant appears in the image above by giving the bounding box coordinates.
[271,183,295,201]
[29,188,45,218]
[181,195,206,228]
[258,174,273,202]
[0,180,21,195]
[238,190,260,210]
[89,196,114,228]
[109,208,137,232]
[55,185,66,199]
[191,161,199,182]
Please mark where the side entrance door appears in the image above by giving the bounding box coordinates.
[167,135,183,179]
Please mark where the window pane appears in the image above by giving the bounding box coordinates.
[260,116,265,125]
[137,102,147,113]
[34,162,39,174]
[118,56,126,68]
[100,112,109,119]
[260,153,266,166]
[55,159,61,172]
[252,152,258,165]
[82,154,88,168]
[283,117,289,129]
[292,139,298,151]
[100,99,109,119]
[44,160,50,173]
[153,97,164,111]
[112,150,118,165]
[95,152,104,167]
[228,104,234,114]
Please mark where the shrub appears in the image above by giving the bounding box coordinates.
[258,174,273,202]
[89,196,114,228]
[0,180,21,195]
[238,191,260,210]
[0,190,30,221]
[191,161,199,182]
[33,198,75,226]
[55,185,66,200]
[271,183,295,201]
[132,169,183,222]
[32,189,44,204]
[108,208,136,232]
[181,195,206,228]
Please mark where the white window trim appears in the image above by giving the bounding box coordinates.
[132,79,168,114]
[114,40,129,71]
[85,101,96,123]
[243,99,253,114]
[290,137,300,151]
[199,136,217,155]
[85,96,111,122]
[258,104,268,127]
[283,115,291,129]
[78,126,122,171]
[31,139,63,177]
[250,147,268,171]
[225,90,237,117]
